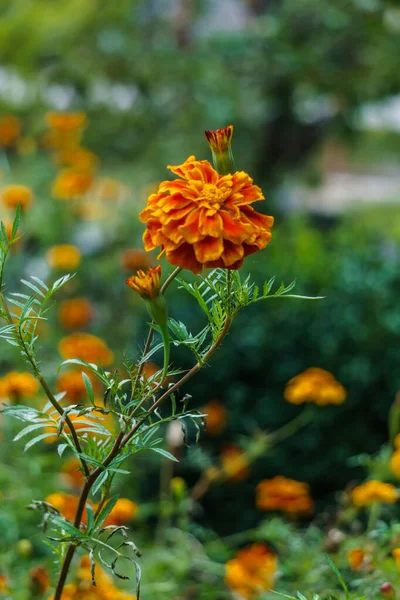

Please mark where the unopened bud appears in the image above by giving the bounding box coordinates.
[16,538,33,557]
[381,583,395,598]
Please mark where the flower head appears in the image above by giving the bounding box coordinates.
[58,297,94,329]
[126,265,161,300]
[58,333,114,365]
[284,367,346,406]
[203,399,227,436]
[221,444,249,482]
[0,115,21,147]
[1,184,33,211]
[45,492,93,524]
[104,498,138,526]
[56,370,100,403]
[46,244,81,270]
[140,156,273,274]
[351,480,399,507]
[52,169,93,200]
[256,476,314,516]
[347,549,366,571]
[46,112,87,133]
[0,371,39,401]
[225,543,277,598]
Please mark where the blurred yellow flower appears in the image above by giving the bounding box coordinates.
[0,115,21,147]
[1,184,33,210]
[284,367,346,406]
[58,297,94,330]
[221,444,249,482]
[126,265,162,300]
[347,548,366,570]
[256,476,314,516]
[52,168,94,200]
[46,112,87,133]
[120,248,154,272]
[203,399,226,436]
[0,371,39,401]
[58,332,114,365]
[351,480,399,507]
[46,244,81,270]
[225,543,277,598]
[104,498,138,526]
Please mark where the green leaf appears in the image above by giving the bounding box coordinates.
[24,432,56,451]
[92,471,109,496]
[86,504,95,534]
[82,372,95,405]
[94,495,120,529]
[149,447,179,462]
[11,204,21,240]
[13,422,51,441]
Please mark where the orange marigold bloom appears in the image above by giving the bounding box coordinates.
[58,297,94,330]
[1,184,33,210]
[351,480,399,507]
[29,565,50,595]
[46,112,87,132]
[52,169,93,200]
[347,549,366,571]
[221,444,249,482]
[56,370,100,403]
[104,498,139,526]
[120,248,153,272]
[203,399,227,436]
[140,155,273,274]
[55,146,98,172]
[126,265,162,300]
[61,457,85,489]
[256,476,314,516]
[0,115,21,147]
[46,244,81,270]
[225,543,277,599]
[59,332,114,365]
[0,371,39,401]
[205,124,233,154]
[284,367,347,406]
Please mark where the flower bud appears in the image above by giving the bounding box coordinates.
[380,583,395,598]
[16,538,33,557]
[204,125,235,175]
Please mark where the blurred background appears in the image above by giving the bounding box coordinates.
[0,0,400,597]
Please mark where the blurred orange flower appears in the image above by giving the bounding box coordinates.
[61,457,85,489]
[284,367,346,406]
[29,565,50,595]
[0,574,8,591]
[225,543,277,598]
[91,176,126,201]
[47,244,81,270]
[0,371,39,401]
[256,476,314,516]
[58,298,94,330]
[203,399,226,436]
[351,480,399,507]
[59,332,114,365]
[52,169,93,200]
[56,370,100,403]
[126,265,161,300]
[104,498,138,526]
[55,146,98,172]
[140,155,273,274]
[45,492,93,524]
[347,548,366,570]
[120,248,153,272]
[46,112,87,133]
[221,444,249,482]
[0,115,21,147]
[1,184,33,210]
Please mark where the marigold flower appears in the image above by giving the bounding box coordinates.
[61,457,85,489]
[256,476,314,516]
[221,445,249,482]
[56,370,100,403]
[46,112,87,133]
[52,169,93,200]
[351,480,399,507]
[58,297,94,330]
[0,371,39,401]
[225,543,277,598]
[120,248,154,272]
[58,332,114,365]
[29,565,50,595]
[104,498,138,526]
[0,115,21,147]
[284,367,347,406]
[347,548,366,570]
[205,125,234,155]
[55,146,99,172]
[46,244,81,270]
[203,399,227,436]
[1,184,33,210]
[126,265,162,300]
[45,492,93,524]
[140,155,273,274]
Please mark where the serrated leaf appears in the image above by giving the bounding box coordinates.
[94,495,119,529]
[24,432,56,451]
[92,471,109,496]
[82,372,95,405]
[149,447,179,462]
[13,422,51,441]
